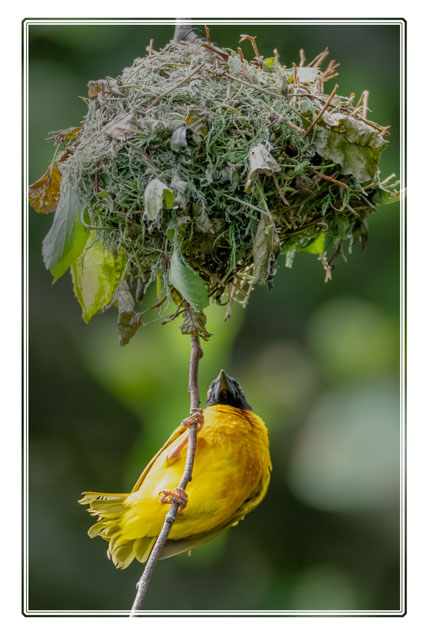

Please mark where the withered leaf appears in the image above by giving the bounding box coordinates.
[313,115,388,182]
[171,174,189,208]
[185,108,209,140]
[88,79,107,98]
[115,279,140,346]
[103,113,141,141]
[193,203,215,234]
[244,143,280,192]
[253,215,278,284]
[228,56,243,76]
[321,111,343,127]
[46,127,81,145]
[88,77,122,98]
[170,126,187,151]
[144,179,174,221]
[28,163,61,214]
[282,67,320,84]
[179,307,212,341]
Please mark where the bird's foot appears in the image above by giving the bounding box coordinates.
[181,407,204,430]
[159,488,188,514]
[167,408,204,461]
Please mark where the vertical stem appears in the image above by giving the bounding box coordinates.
[188,335,202,411]
[130,335,203,615]
[173,18,197,43]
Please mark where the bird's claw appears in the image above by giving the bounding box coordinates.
[167,409,204,461]
[181,408,204,431]
[159,488,188,513]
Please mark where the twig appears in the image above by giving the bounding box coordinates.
[223,193,271,223]
[129,20,203,614]
[310,168,350,190]
[130,334,203,615]
[307,47,329,68]
[144,63,204,113]
[353,90,370,119]
[223,73,281,100]
[272,173,291,209]
[292,63,299,88]
[239,34,260,59]
[322,59,340,82]
[201,41,229,61]
[146,39,154,57]
[304,83,339,137]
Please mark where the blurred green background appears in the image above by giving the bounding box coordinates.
[27,21,402,612]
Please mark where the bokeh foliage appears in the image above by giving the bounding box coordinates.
[28,21,401,612]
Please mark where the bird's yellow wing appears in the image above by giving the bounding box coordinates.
[130,422,188,493]
[159,463,271,560]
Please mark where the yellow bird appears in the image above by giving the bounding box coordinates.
[79,370,271,569]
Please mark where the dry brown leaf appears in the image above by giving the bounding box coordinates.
[28,163,61,214]
[88,77,122,98]
[46,127,81,144]
[103,113,141,141]
[87,79,107,98]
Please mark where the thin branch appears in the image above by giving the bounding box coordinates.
[144,64,204,113]
[303,83,339,137]
[310,168,350,190]
[130,334,203,615]
[223,72,282,100]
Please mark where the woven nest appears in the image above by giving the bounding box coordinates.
[37,35,400,343]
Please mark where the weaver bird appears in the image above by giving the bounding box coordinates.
[79,370,271,569]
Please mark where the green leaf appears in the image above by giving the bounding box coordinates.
[71,231,125,323]
[375,188,406,205]
[264,57,276,69]
[312,116,388,182]
[299,232,326,254]
[168,247,209,311]
[163,188,174,210]
[144,179,174,221]
[42,180,90,282]
[170,126,187,151]
[253,216,274,284]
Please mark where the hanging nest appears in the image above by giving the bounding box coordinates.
[30,34,401,344]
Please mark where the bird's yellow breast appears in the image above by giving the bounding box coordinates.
[122,405,271,540]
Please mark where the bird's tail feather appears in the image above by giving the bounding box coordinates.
[79,491,147,569]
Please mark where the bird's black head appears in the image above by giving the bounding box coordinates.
[205,369,252,411]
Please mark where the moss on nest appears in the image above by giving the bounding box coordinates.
[33,36,401,343]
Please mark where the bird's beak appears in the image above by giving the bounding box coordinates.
[217,369,233,395]
[205,369,252,410]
